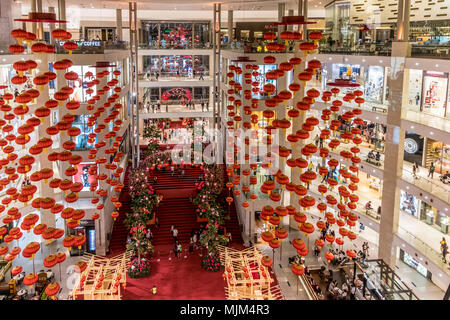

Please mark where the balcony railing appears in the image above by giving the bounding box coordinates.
[139,42,212,50]
[411,44,450,59]
[397,225,450,277]
[401,167,450,204]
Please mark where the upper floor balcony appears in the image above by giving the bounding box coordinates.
[221,40,450,60]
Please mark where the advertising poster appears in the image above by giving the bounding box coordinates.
[422,71,448,117]
[72,115,96,150]
[407,69,423,111]
[365,66,384,104]
[72,163,96,191]
[67,65,97,103]
[51,109,60,149]
[400,190,419,217]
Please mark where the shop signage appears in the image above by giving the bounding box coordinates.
[58,40,102,48]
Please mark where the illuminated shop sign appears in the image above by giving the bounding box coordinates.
[58,40,102,47]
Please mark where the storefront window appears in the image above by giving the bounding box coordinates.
[425,139,450,174]
[331,64,361,83]
[143,86,210,105]
[142,55,209,77]
[421,71,448,118]
[141,21,210,49]
[419,202,448,234]
[400,249,431,279]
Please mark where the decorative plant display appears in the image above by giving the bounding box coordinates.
[127,256,152,279]
[142,124,162,157]
[193,164,229,271]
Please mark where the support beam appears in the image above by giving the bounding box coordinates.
[212,3,221,150]
[57,0,66,30]
[116,9,123,41]
[277,3,285,36]
[227,10,233,43]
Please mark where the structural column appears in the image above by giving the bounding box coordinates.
[57,0,66,30]
[277,3,285,36]
[38,52,55,228]
[289,3,309,232]
[212,3,221,144]
[378,0,411,265]
[0,0,21,46]
[378,48,408,266]
[48,7,56,42]
[227,10,233,43]
[116,9,123,41]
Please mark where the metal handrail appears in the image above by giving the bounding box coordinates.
[397,225,450,277]
[401,167,450,204]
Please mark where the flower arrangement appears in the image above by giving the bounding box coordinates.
[126,225,154,257]
[127,257,151,278]
[127,168,158,228]
[201,253,221,272]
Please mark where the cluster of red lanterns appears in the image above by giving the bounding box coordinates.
[1,20,127,295]
[225,25,365,277]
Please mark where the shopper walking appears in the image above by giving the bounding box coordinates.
[428,162,435,179]
[177,242,183,258]
[441,237,448,263]
[412,162,418,178]
[189,238,194,254]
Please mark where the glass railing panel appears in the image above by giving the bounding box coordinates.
[397,225,450,277]
[411,44,450,59]
[401,167,450,204]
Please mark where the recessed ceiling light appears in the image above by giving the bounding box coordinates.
[379,60,383,63]
[435,64,439,67]
[406,186,409,190]
[415,62,419,66]
[376,116,379,120]
[424,196,428,199]
[362,59,366,62]
[410,126,414,129]
[430,131,433,135]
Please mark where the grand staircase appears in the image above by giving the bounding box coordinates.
[150,197,198,245]
[108,162,244,250]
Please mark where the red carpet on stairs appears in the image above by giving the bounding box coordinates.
[151,197,199,245]
[109,162,250,299]
[123,245,226,300]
